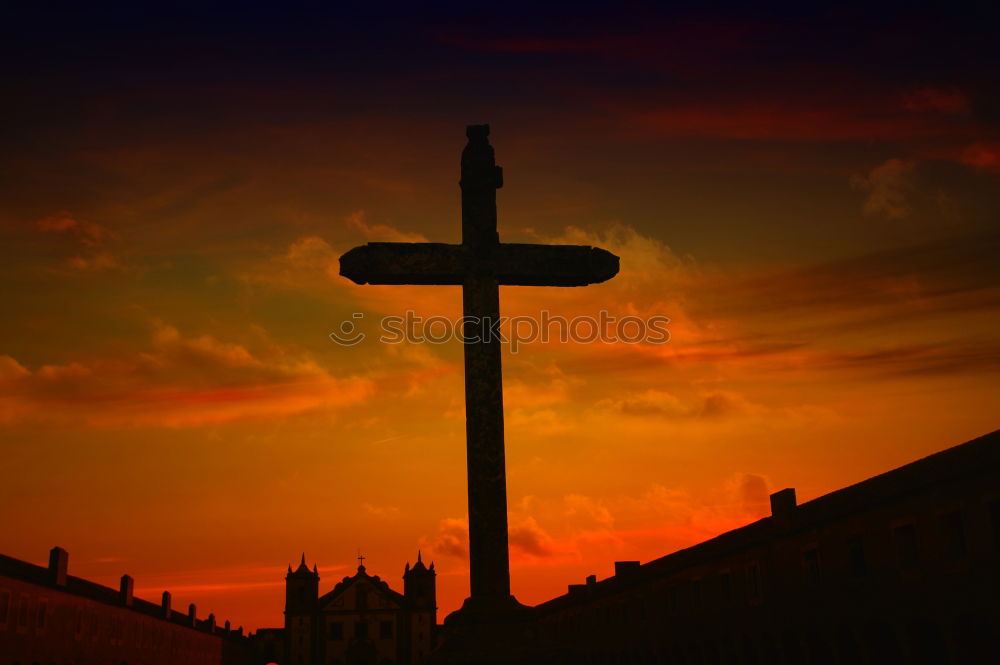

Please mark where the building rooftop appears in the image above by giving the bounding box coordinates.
[538,428,1000,612]
[0,548,246,641]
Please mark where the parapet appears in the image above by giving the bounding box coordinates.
[0,546,247,643]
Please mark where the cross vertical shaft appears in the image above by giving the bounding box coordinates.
[460,125,511,601]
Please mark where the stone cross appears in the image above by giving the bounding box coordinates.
[340,125,619,610]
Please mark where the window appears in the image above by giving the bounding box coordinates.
[355,620,368,639]
[941,511,967,558]
[802,548,821,585]
[847,536,868,577]
[379,620,393,639]
[329,621,343,640]
[720,573,733,604]
[0,590,9,628]
[36,600,47,632]
[17,596,29,630]
[667,586,681,613]
[690,579,701,610]
[893,524,919,567]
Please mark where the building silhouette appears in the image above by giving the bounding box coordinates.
[535,429,1000,664]
[2,430,998,664]
[252,554,437,665]
[0,547,249,663]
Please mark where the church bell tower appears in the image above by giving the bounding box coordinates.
[285,553,319,665]
[403,550,437,612]
[285,552,319,613]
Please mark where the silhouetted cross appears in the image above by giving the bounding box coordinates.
[340,125,619,609]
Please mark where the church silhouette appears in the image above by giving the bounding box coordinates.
[255,552,436,665]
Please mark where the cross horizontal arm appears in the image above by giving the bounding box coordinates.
[339,242,619,287]
[340,243,465,285]
[495,243,619,286]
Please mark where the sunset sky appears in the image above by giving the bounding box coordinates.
[2,2,998,631]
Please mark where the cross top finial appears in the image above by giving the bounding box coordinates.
[357,550,366,568]
[466,124,490,140]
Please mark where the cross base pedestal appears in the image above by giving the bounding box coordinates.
[426,596,567,665]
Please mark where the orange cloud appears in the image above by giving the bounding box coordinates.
[598,389,756,421]
[509,516,557,558]
[851,158,916,219]
[0,321,374,427]
[345,210,428,243]
[36,211,123,271]
[428,517,469,559]
[423,473,773,578]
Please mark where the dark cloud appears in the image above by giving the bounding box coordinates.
[509,518,556,558]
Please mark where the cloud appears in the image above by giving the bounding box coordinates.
[562,494,615,530]
[851,158,916,219]
[363,503,401,519]
[698,391,752,419]
[131,561,333,597]
[512,475,774,566]
[284,235,340,275]
[36,211,111,247]
[509,516,556,558]
[240,212,432,306]
[428,518,469,559]
[428,513,562,562]
[600,389,755,421]
[602,389,687,418]
[732,472,771,515]
[959,142,1000,174]
[507,408,573,435]
[902,88,970,114]
[345,210,427,243]
[504,366,576,409]
[0,321,375,427]
[421,473,775,575]
[36,211,124,271]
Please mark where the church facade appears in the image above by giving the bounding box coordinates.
[255,554,436,665]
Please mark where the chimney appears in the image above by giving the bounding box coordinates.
[770,488,797,520]
[48,547,68,587]
[225,619,231,632]
[188,603,197,626]
[586,574,597,586]
[614,561,641,578]
[207,613,216,633]
[119,575,134,607]
[161,591,172,618]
